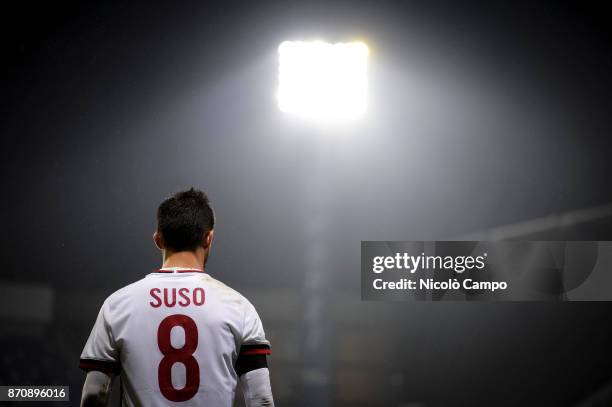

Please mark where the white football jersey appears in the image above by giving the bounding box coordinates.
[80,268,271,407]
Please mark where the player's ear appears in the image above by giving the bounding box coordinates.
[153,231,164,250]
[203,229,214,249]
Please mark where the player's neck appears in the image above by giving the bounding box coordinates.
[162,250,205,271]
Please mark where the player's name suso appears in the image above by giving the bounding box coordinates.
[373,278,508,292]
[149,287,205,308]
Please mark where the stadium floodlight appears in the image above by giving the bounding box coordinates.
[277,40,369,123]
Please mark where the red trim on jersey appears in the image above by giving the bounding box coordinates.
[153,269,205,274]
[239,344,272,356]
[235,345,271,376]
[79,358,121,375]
[240,348,272,356]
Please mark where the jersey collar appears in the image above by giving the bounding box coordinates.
[153,267,205,274]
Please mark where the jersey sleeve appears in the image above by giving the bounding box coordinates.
[79,300,121,375]
[241,300,271,349]
[235,300,271,376]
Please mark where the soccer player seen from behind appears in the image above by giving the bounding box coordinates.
[79,188,274,407]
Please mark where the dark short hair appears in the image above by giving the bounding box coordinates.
[157,188,215,252]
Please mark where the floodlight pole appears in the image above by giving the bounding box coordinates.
[300,132,333,407]
[278,40,368,405]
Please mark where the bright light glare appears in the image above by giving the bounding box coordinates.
[277,40,369,123]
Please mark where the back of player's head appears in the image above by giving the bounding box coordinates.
[156,188,215,252]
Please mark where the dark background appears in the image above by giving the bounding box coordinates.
[2,1,612,406]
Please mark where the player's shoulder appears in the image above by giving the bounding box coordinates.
[102,277,149,309]
[203,274,247,300]
[202,274,256,310]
